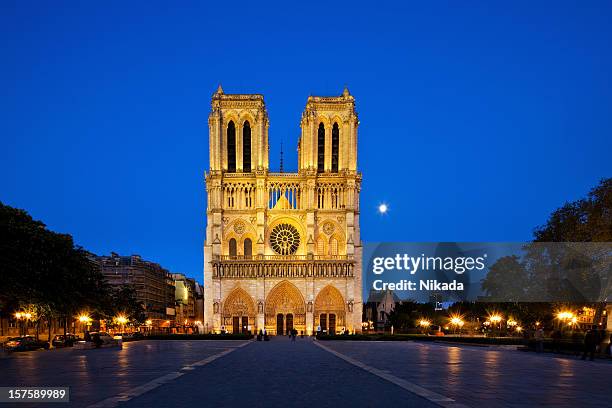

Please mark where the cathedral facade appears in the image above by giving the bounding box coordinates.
[203,86,362,335]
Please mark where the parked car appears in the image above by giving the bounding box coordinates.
[115,332,143,341]
[89,332,116,346]
[3,336,50,351]
[52,334,80,348]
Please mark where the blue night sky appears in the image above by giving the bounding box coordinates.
[1,2,611,284]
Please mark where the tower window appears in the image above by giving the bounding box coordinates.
[243,121,251,173]
[317,123,325,173]
[332,122,339,173]
[227,121,236,173]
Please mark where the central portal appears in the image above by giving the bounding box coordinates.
[265,281,306,335]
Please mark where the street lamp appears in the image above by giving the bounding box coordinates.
[78,314,92,337]
[115,315,128,333]
[15,312,24,336]
[489,313,503,334]
[418,319,431,334]
[556,310,575,330]
[449,315,464,335]
[14,311,33,336]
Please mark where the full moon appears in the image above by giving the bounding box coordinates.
[378,203,388,214]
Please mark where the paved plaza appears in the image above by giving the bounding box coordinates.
[1,338,610,407]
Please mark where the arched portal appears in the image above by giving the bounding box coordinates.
[314,285,346,335]
[265,280,306,335]
[223,287,256,334]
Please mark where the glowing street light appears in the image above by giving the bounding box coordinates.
[556,311,574,321]
[14,311,32,336]
[418,319,431,328]
[569,316,578,327]
[489,314,502,324]
[78,314,91,323]
[449,315,465,334]
[115,315,128,325]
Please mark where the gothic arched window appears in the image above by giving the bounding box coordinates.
[317,237,326,256]
[317,123,325,173]
[229,238,237,258]
[227,121,236,173]
[330,237,338,256]
[331,122,339,173]
[244,238,252,259]
[243,121,251,173]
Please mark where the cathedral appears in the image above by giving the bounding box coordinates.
[203,86,362,335]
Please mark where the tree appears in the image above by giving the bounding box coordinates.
[481,256,528,301]
[108,285,145,324]
[0,202,112,335]
[533,178,611,242]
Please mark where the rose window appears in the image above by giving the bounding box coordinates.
[270,223,300,255]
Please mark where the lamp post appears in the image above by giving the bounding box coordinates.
[489,314,503,336]
[115,315,128,334]
[418,319,431,334]
[78,314,92,337]
[15,312,24,336]
[14,311,32,336]
[449,316,464,335]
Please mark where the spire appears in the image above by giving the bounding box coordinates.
[342,85,350,97]
[279,141,284,173]
[216,84,224,95]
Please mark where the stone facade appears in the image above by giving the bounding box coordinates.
[203,86,362,335]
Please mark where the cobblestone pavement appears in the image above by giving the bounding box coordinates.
[0,340,248,407]
[121,337,437,408]
[321,340,612,407]
[2,338,609,408]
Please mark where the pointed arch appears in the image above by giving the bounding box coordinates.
[223,287,256,333]
[227,120,236,172]
[314,285,346,332]
[228,238,237,258]
[243,120,251,172]
[243,238,252,259]
[223,287,256,318]
[316,236,327,256]
[329,236,339,256]
[317,122,325,173]
[331,122,339,172]
[265,280,306,334]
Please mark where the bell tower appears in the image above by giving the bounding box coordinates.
[208,85,269,174]
[298,87,358,173]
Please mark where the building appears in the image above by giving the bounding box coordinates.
[95,253,176,325]
[363,289,400,331]
[173,273,197,330]
[194,282,204,325]
[203,86,363,335]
